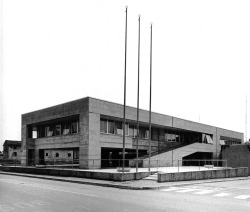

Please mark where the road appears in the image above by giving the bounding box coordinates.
[0,174,250,212]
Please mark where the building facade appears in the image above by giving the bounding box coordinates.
[21,97,243,169]
[3,140,21,160]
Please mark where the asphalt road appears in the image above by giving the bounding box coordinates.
[0,174,250,212]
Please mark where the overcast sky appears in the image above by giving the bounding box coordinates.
[1,0,250,150]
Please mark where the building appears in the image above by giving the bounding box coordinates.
[0,151,3,161]
[222,144,250,175]
[3,140,21,160]
[21,97,243,169]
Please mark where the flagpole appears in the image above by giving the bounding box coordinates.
[136,15,141,173]
[122,6,128,173]
[148,23,153,171]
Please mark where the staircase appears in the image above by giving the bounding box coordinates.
[129,142,215,168]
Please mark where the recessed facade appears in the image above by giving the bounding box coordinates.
[21,97,243,169]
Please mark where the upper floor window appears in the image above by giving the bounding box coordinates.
[71,120,78,134]
[100,119,128,136]
[129,125,137,137]
[108,120,115,134]
[100,119,107,133]
[28,115,79,139]
[46,125,54,137]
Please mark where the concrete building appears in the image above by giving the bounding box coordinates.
[21,97,243,169]
[222,144,250,175]
[3,140,21,160]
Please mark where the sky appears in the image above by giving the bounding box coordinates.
[0,0,250,151]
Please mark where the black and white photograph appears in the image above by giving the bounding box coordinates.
[0,0,250,211]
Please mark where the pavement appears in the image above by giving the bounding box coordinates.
[1,169,250,190]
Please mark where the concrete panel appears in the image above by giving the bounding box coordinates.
[158,167,248,182]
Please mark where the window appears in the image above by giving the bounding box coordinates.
[176,134,180,142]
[55,153,59,157]
[55,124,61,136]
[108,120,115,134]
[45,153,49,157]
[124,124,129,135]
[71,120,78,134]
[165,131,176,142]
[32,126,37,138]
[28,116,79,138]
[100,119,129,136]
[204,135,213,144]
[62,122,70,135]
[139,127,149,139]
[38,125,46,138]
[13,152,17,157]
[116,122,123,135]
[100,119,107,133]
[68,153,71,157]
[129,125,136,137]
[152,128,159,141]
[46,125,54,137]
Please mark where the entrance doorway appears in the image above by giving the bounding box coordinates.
[27,149,34,166]
[39,149,45,165]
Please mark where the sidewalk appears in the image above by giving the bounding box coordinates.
[1,170,249,190]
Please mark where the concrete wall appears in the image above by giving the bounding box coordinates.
[0,166,157,182]
[222,145,250,175]
[158,167,249,182]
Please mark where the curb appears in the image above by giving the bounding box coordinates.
[0,171,249,190]
[0,171,135,190]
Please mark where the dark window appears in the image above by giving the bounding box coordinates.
[28,126,33,138]
[116,122,123,135]
[62,121,70,135]
[55,153,59,157]
[55,124,61,136]
[139,127,149,139]
[100,119,107,133]
[13,152,17,157]
[46,125,55,137]
[152,128,159,141]
[38,125,46,138]
[68,153,71,157]
[45,153,49,157]
[71,120,78,134]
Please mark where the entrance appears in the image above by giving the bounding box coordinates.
[183,152,213,166]
[27,149,34,166]
[101,148,147,168]
[39,149,45,165]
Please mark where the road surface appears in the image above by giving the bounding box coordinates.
[0,174,250,212]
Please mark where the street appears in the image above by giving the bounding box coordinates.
[0,174,250,212]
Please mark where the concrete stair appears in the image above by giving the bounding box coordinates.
[142,142,215,167]
[143,173,158,181]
